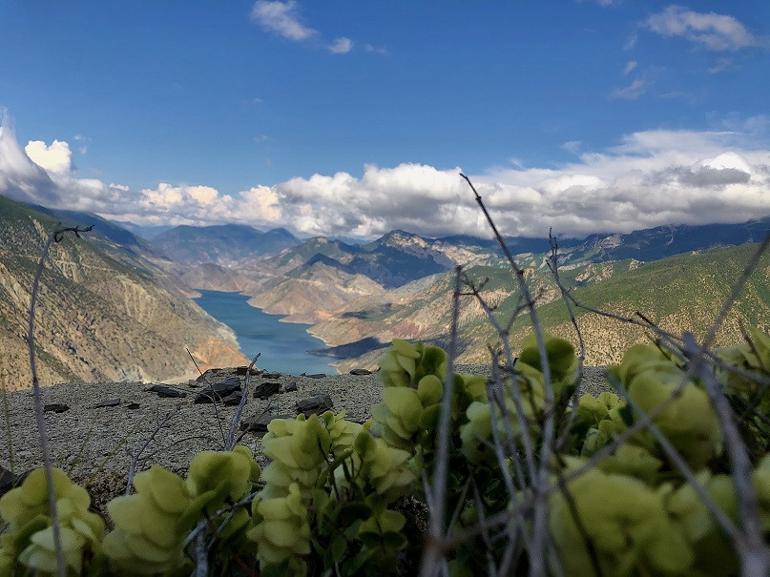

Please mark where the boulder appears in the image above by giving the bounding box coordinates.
[283,381,298,393]
[235,366,262,376]
[44,403,69,413]
[296,394,333,417]
[240,413,292,433]
[91,398,121,409]
[194,377,242,404]
[303,373,326,379]
[196,367,227,383]
[146,385,187,398]
[0,465,16,495]
[349,368,373,376]
[262,372,281,380]
[221,392,244,406]
[127,403,141,410]
[253,381,280,399]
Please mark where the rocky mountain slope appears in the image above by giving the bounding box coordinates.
[247,260,386,323]
[0,196,246,389]
[152,224,299,264]
[320,242,770,372]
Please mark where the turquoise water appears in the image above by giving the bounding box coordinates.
[194,290,334,375]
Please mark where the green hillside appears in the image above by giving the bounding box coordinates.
[324,243,769,371]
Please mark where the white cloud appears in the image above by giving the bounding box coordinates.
[623,60,637,75]
[329,37,353,54]
[561,140,582,155]
[25,140,72,174]
[610,78,648,100]
[2,114,770,239]
[250,0,316,41]
[646,5,757,51]
[364,43,388,55]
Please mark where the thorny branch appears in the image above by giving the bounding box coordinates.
[27,223,92,577]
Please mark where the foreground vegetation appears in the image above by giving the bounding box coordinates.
[2,327,770,576]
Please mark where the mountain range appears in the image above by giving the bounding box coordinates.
[1,190,768,383]
[138,212,769,371]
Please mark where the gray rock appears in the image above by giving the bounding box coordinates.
[147,385,187,399]
[296,394,333,417]
[221,392,244,406]
[262,372,281,380]
[303,373,326,379]
[194,377,242,403]
[91,398,121,409]
[240,413,292,433]
[196,367,227,383]
[349,368,373,376]
[253,381,280,399]
[44,403,69,413]
[235,366,262,376]
[283,381,298,393]
[127,402,141,410]
[0,465,16,495]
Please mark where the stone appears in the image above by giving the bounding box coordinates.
[283,381,298,393]
[91,398,121,409]
[0,465,17,495]
[262,372,281,380]
[44,403,69,413]
[147,385,187,399]
[194,377,242,404]
[127,402,141,410]
[196,367,226,383]
[235,366,262,376]
[253,381,280,399]
[240,413,292,433]
[303,373,326,379]
[221,392,244,406]
[296,394,333,417]
[349,368,373,376]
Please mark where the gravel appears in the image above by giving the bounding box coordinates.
[0,365,609,508]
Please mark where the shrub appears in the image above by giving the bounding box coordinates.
[2,329,770,576]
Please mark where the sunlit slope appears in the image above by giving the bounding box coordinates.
[0,195,246,388]
[325,243,769,371]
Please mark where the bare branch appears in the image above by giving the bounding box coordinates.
[420,265,462,577]
[27,223,92,577]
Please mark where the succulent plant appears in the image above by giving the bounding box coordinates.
[517,334,580,393]
[248,483,310,577]
[550,462,693,577]
[103,447,259,575]
[0,467,104,576]
[260,414,333,499]
[612,344,722,470]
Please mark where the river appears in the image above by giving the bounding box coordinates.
[194,290,335,375]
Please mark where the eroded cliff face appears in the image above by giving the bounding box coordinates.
[0,197,246,389]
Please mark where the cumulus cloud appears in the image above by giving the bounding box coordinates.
[329,37,353,54]
[1,114,770,239]
[25,140,72,174]
[250,0,316,41]
[646,5,757,51]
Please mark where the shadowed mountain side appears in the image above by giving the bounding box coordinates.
[152,224,299,264]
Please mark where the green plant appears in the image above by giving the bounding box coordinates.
[3,330,770,576]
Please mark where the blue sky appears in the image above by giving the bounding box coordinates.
[1,1,769,237]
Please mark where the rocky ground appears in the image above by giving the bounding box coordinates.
[0,364,608,513]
